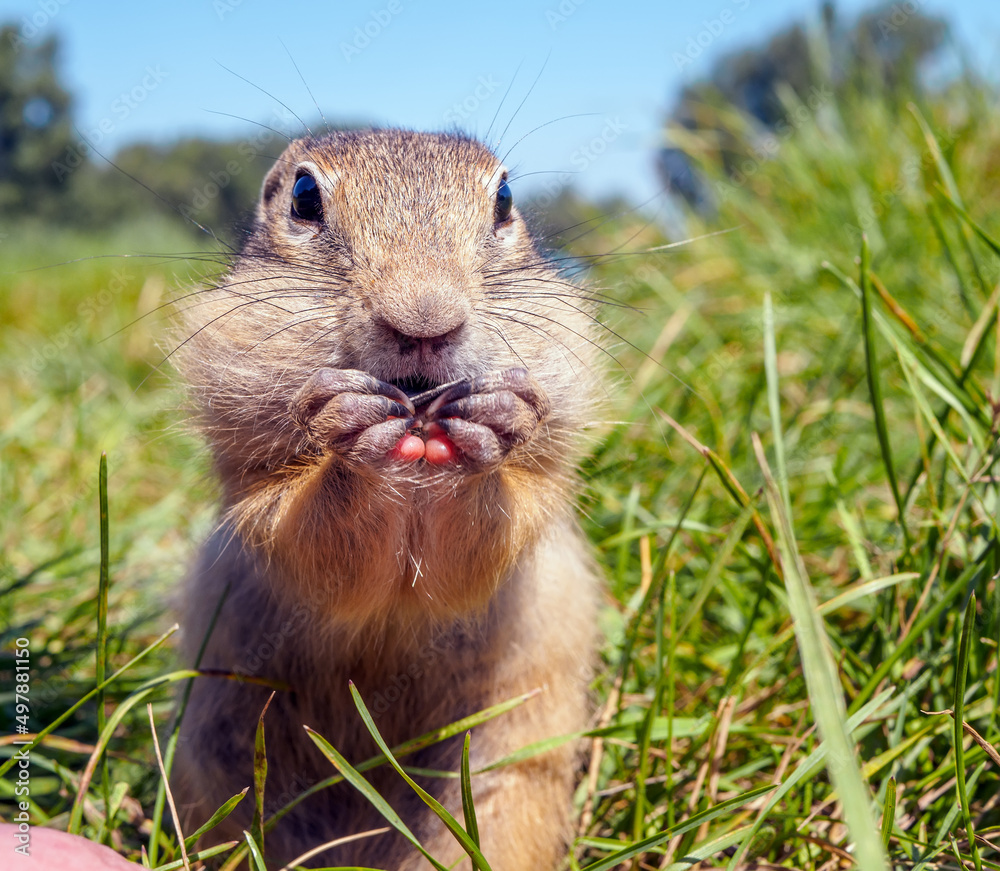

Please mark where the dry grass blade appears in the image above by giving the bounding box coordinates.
[147,703,190,871]
[275,827,392,870]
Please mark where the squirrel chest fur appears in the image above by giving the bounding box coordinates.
[174,128,601,870]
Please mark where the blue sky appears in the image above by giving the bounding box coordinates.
[2,0,997,205]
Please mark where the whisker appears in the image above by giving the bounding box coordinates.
[484,62,523,147]
[216,61,310,136]
[202,109,293,144]
[496,54,551,153]
[281,39,331,135]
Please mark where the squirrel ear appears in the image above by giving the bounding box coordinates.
[260,160,285,209]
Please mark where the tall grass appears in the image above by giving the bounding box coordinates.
[3,62,1000,870]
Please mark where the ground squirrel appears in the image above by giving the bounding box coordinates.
[173,128,602,869]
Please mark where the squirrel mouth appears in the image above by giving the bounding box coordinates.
[390,375,466,409]
[391,375,439,397]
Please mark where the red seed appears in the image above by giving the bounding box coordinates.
[424,434,457,465]
[390,434,426,462]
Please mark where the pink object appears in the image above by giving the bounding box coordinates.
[390,433,426,461]
[0,824,137,869]
[424,434,457,465]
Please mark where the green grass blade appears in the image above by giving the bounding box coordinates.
[895,336,988,458]
[850,554,986,715]
[151,841,241,870]
[881,776,896,850]
[927,200,975,318]
[825,258,988,421]
[859,235,908,546]
[930,763,987,854]
[954,594,982,871]
[677,499,755,638]
[579,785,774,871]
[106,781,128,826]
[217,693,539,869]
[347,683,493,871]
[615,483,641,595]
[265,689,538,836]
[251,693,274,856]
[728,688,896,870]
[657,411,781,570]
[894,343,999,537]
[149,581,232,866]
[763,291,790,515]
[183,788,248,851]
[633,579,666,841]
[824,258,989,517]
[906,109,994,318]
[659,826,756,871]
[460,732,480,869]
[752,433,889,871]
[909,103,962,206]
[936,184,1000,258]
[96,452,111,842]
[719,568,768,701]
[609,468,706,722]
[67,669,202,833]
[473,731,584,774]
[305,726,451,871]
[830,478,875,581]
[665,569,677,832]
[243,829,267,871]
[0,623,180,780]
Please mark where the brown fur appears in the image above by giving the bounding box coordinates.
[173,129,602,869]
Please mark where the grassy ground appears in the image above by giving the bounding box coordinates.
[3,72,1000,869]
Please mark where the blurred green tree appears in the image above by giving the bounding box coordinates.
[0,22,281,241]
[658,2,953,209]
[0,25,76,220]
[71,137,272,244]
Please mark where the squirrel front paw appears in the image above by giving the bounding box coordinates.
[421,368,551,470]
[290,367,550,470]
[290,368,416,464]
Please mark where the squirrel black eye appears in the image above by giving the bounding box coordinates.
[291,173,323,222]
[494,178,513,223]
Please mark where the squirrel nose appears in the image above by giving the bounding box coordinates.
[375,287,471,348]
[387,323,463,354]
